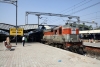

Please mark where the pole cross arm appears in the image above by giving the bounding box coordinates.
[68,20,97,24]
[26,11,80,20]
[0,0,17,6]
[67,20,98,28]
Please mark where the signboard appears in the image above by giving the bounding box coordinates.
[10,28,23,36]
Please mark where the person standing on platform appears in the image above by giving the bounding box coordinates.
[22,36,25,46]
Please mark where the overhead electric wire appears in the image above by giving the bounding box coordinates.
[48,0,87,22]
[49,0,93,23]
[64,0,92,14]
[58,0,86,13]
[79,11,100,22]
[57,1,100,24]
[80,11,100,17]
[70,1,100,15]
[84,17,100,21]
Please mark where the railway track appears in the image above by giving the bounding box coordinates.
[84,45,100,60]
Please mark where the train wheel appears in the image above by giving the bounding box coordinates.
[56,44,60,48]
[78,48,85,55]
[49,42,52,46]
[42,41,45,44]
[57,44,59,48]
[60,44,64,49]
[58,44,62,48]
[52,43,55,47]
[67,46,73,52]
[63,43,67,50]
[55,44,58,48]
[74,49,78,53]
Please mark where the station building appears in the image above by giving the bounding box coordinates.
[0,23,56,42]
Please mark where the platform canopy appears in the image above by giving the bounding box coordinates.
[0,23,39,32]
[79,30,100,34]
[19,24,38,30]
[0,23,15,31]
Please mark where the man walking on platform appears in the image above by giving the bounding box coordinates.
[22,36,25,46]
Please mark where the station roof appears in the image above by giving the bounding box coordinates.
[0,23,38,32]
[19,24,38,30]
[0,23,57,33]
[0,23,15,31]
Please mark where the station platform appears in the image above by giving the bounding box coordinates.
[0,42,100,67]
[83,42,100,48]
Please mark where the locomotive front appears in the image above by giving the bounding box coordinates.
[62,22,84,54]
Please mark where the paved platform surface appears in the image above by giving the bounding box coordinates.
[0,42,100,67]
[83,42,100,48]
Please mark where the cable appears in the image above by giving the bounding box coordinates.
[64,0,92,14]
[48,0,87,23]
[58,0,86,13]
[49,0,93,23]
[70,2,100,15]
[85,17,100,21]
[80,11,100,17]
[82,15,100,20]
[54,1,100,24]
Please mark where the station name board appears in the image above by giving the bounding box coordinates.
[10,28,23,36]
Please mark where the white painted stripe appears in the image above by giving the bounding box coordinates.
[71,28,76,34]
[72,31,76,34]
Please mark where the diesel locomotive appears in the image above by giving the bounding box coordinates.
[41,22,84,54]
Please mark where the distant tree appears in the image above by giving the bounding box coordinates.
[78,24,93,30]
[94,26,100,30]
[88,25,93,30]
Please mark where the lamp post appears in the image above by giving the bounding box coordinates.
[83,23,85,30]
[0,0,18,45]
[25,12,28,25]
[15,0,17,45]
[92,20,95,43]
[36,14,40,28]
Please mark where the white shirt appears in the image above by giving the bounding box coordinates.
[22,37,25,40]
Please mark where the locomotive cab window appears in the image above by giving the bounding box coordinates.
[55,30,57,35]
[59,28,62,35]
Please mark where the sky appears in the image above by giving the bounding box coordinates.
[0,0,100,28]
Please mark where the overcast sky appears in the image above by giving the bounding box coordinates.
[0,0,100,27]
